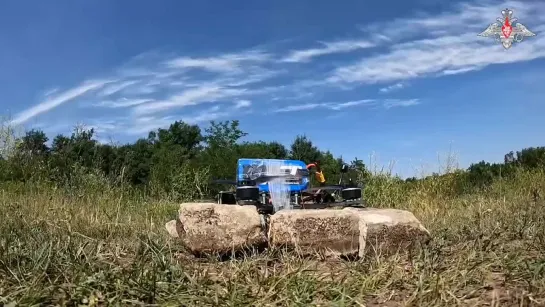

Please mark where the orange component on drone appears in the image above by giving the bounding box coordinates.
[306,162,326,184]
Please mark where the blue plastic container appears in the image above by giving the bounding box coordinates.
[237,158,309,193]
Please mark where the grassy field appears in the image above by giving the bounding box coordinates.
[1,169,545,306]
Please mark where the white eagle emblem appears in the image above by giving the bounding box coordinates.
[478,8,536,49]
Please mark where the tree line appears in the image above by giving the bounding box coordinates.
[1,119,544,200]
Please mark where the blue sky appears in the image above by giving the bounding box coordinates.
[1,0,544,178]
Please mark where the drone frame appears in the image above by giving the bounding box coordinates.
[211,162,364,214]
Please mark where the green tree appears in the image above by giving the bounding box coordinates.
[47,127,101,187]
[237,141,288,159]
[148,121,203,158]
[349,157,371,183]
[19,129,50,157]
[200,120,248,182]
[288,135,321,163]
[515,147,545,169]
[7,129,50,181]
[146,121,204,193]
[123,139,154,186]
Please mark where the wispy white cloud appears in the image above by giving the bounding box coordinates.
[379,82,405,93]
[98,80,139,97]
[274,99,375,113]
[95,98,153,108]
[11,79,112,125]
[359,0,542,43]
[95,49,284,120]
[383,99,421,109]
[274,98,419,113]
[234,99,251,109]
[329,33,545,84]
[282,39,375,63]
[81,119,120,135]
[126,105,230,135]
[127,115,176,135]
[329,1,545,85]
[20,0,545,138]
[183,105,228,125]
[223,68,283,87]
[274,103,323,113]
[132,85,247,115]
[42,88,59,97]
[167,57,235,72]
[165,49,271,73]
[329,99,374,110]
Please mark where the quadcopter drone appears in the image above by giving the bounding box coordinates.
[211,158,364,214]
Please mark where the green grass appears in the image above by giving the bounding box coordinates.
[1,169,545,306]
